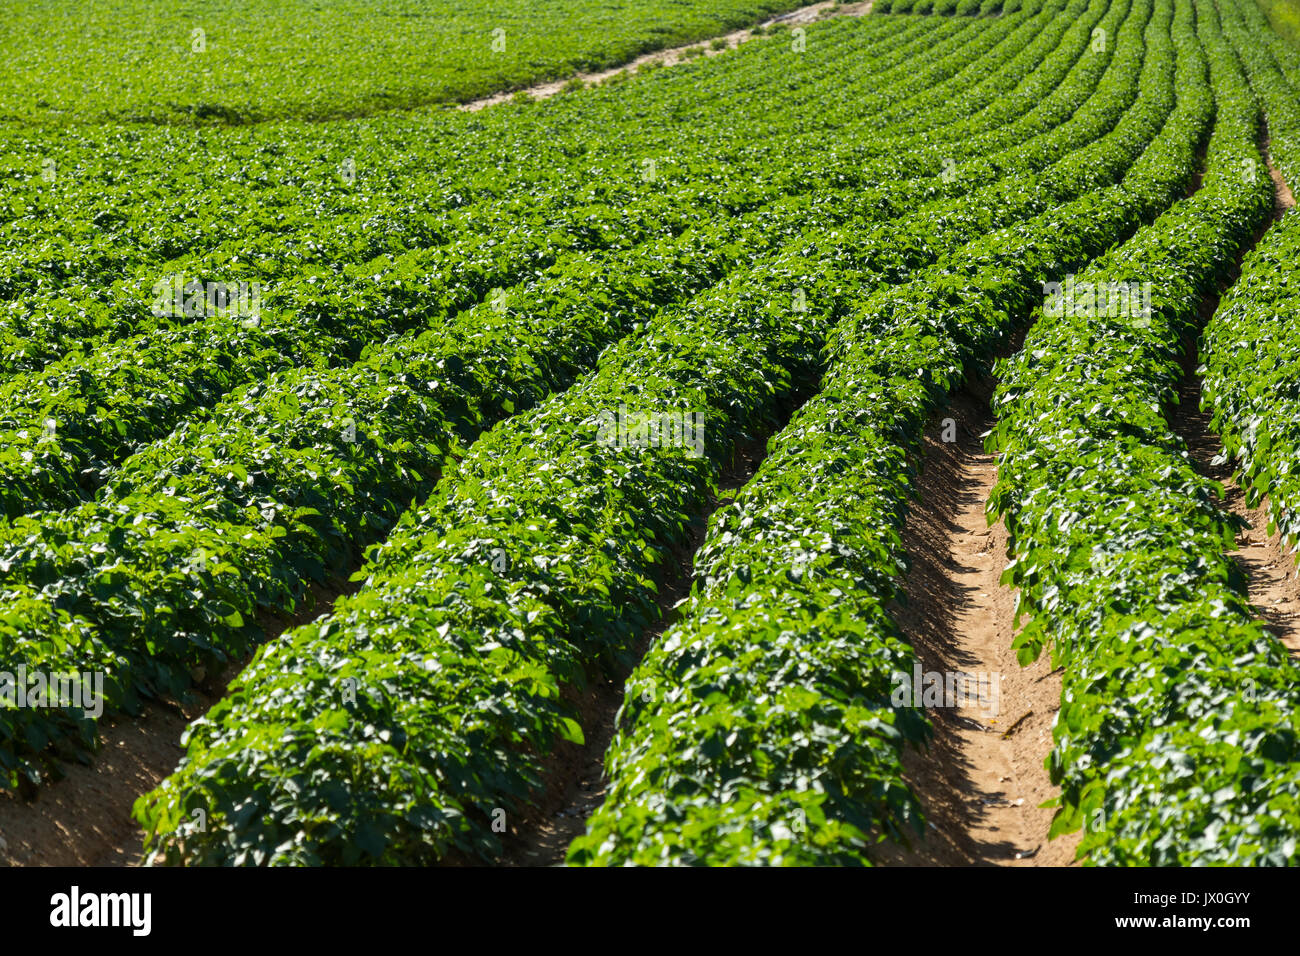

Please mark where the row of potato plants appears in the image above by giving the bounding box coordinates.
[0,0,1122,785]
[0,0,1123,382]
[132,212,878,865]
[985,0,1300,865]
[569,0,1221,864]
[1228,0,1300,119]
[0,17,916,377]
[1200,0,1300,552]
[0,4,1067,521]
[131,0,1195,865]
[1201,210,1300,547]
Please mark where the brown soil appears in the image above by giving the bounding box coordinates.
[0,574,357,868]
[1164,146,1300,658]
[1171,373,1300,657]
[0,693,222,868]
[875,377,1080,867]
[1265,144,1297,213]
[460,1,875,112]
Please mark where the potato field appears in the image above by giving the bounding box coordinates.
[1,0,1299,883]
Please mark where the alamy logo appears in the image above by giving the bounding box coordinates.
[50,886,151,936]
[1043,274,1153,324]
[891,663,1001,717]
[596,405,705,458]
[0,666,103,718]
[151,275,262,324]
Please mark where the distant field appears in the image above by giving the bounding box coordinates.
[0,0,805,125]
[1257,0,1300,45]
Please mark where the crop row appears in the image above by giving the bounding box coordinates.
[1200,0,1300,552]
[0,10,980,366]
[0,0,1154,793]
[985,0,1300,865]
[0,4,1075,521]
[0,16,933,378]
[1201,209,1300,546]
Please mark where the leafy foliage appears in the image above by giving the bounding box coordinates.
[0,5,1040,785]
[3,0,1300,870]
[987,0,1298,866]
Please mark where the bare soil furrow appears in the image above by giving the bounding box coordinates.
[1169,147,1300,657]
[1174,367,1300,658]
[879,376,1079,867]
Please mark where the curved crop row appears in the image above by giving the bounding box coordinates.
[0,14,952,377]
[0,4,1074,521]
[984,0,1300,866]
[1200,210,1300,545]
[1200,0,1300,549]
[0,0,1125,788]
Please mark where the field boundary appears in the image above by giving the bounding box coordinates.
[460,1,875,112]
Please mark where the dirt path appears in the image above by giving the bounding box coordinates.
[1166,147,1300,657]
[877,379,1079,867]
[1265,144,1297,214]
[460,1,874,112]
[0,704,208,867]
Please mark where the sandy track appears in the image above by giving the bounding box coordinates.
[878,379,1079,867]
